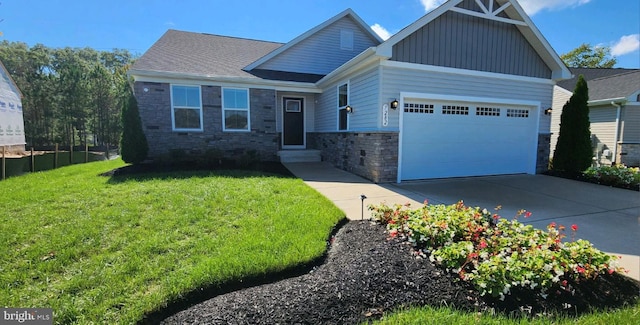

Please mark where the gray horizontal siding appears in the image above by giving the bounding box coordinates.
[589,106,618,163]
[549,86,572,156]
[621,105,640,142]
[348,67,380,130]
[391,9,551,79]
[257,17,379,75]
[380,66,553,131]
[315,83,338,132]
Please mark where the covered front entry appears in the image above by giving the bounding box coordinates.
[282,97,305,148]
[399,93,539,181]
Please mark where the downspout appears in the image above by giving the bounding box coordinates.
[611,101,622,164]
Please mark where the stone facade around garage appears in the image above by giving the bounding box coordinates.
[537,133,551,173]
[618,143,640,167]
[308,132,399,183]
[134,82,280,161]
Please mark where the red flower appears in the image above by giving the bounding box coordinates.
[549,222,557,228]
[493,214,500,220]
[576,266,585,273]
[561,280,568,287]
[608,269,615,275]
[524,211,532,218]
[571,224,578,231]
[479,240,488,249]
[389,229,398,238]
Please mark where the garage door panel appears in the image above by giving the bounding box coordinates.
[401,100,536,180]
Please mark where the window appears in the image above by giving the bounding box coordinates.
[338,83,349,131]
[340,29,354,50]
[223,88,250,131]
[171,85,202,131]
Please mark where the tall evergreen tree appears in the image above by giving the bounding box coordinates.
[120,83,148,164]
[553,75,592,173]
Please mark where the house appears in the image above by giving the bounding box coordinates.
[129,0,571,183]
[550,68,640,167]
[0,59,26,153]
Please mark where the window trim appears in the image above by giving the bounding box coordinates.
[337,82,350,131]
[170,84,203,132]
[222,87,251,132]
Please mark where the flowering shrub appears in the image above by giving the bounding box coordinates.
[583,164,640,189]
[369,201,624,301]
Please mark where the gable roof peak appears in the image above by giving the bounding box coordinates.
[243,8,383,71]
[376,0,571,81]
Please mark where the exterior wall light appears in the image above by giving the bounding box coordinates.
[390,99,399,109]
[544,108,553,115]
[346,105,353,113]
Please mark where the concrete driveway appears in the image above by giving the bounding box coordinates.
[284,163,639,281]
[389,174,639,256]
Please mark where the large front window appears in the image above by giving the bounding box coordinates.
[223,88,250,131]
[171,85,202,131]
[338,83,349,131]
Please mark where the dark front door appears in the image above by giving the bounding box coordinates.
[283,97,304,147]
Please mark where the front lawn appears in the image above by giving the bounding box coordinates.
[0,159,344,324]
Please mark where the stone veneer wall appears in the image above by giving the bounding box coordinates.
[537,133,551,173]
[308,132,399,183]
[618,143,640,167]
[134,82,279,161]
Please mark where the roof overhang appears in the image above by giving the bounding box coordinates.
[128,69,322,93]
[376,0,571,82]
[588,97,628,107]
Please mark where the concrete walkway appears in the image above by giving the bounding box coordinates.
[284,162,640,282]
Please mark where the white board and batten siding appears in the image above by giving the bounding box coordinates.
[589,106,619,153]
[256,17,379,76]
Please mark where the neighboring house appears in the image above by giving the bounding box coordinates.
[129,0,571,183]
[0,60,26,153]
[550,68,640,167]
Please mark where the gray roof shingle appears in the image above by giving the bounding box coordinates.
[131,30,284,79]
[588,70,640,101]
[557,67,637,92]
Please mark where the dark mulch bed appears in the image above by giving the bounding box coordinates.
[153,221,640,325]
[101,160,294,178]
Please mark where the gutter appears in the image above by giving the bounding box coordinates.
[127,69,322,93]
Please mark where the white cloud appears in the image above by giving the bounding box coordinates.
[518,0,592,16]
[611,34,640,56]
[371,23,392,41]
[420,0,447,12]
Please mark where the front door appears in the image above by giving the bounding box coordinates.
[282,97,305,148]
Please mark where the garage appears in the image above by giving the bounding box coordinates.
[399,94,539,181]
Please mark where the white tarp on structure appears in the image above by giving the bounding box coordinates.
[0,61,25,146]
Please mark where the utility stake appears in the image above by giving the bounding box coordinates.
[360,194,367,220]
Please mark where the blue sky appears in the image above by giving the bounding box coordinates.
[2,0,639,68]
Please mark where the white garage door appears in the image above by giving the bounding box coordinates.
[399,97,538,181]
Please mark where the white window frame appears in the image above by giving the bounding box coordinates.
[222,87,251,132]
[337,82,350,131]
[170,84,203,132]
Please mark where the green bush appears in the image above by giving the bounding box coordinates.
[583,165,640,189]
[369,201,623,301]
[553,75,592,173]
[120,84,149,164]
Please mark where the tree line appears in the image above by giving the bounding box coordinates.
[0,41,134,147]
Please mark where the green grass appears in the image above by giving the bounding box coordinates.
[0,159,345,324]
[373,300,640,325]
